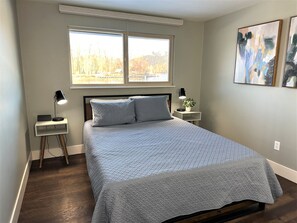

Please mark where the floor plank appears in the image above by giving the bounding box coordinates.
[18,154,297,223]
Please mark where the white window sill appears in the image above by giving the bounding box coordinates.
[70,85,176,89]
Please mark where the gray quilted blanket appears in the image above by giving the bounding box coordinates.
[83,118,282,223]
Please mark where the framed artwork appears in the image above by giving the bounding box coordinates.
[283,16,297,88]
[234,20,282,86]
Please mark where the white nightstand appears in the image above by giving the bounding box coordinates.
[173,111,202,125]
[35,119,69,168]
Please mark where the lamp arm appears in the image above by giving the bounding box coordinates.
[54,99,57,118]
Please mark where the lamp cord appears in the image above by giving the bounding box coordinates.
[46,135,68,158]
[46,136,57,158]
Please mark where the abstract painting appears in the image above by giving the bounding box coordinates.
[283,16,297,88]
[234,20,282,86]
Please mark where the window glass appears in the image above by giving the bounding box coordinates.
[128,36,170,82]
[69,30,124,85]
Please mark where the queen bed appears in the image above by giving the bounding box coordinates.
[83,93,282,223]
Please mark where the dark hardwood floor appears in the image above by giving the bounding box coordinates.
[18,154,297,223]
[19,154,95,223]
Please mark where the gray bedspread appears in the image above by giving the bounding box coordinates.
[83,118,282,223]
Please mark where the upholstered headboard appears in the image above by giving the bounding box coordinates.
[83,93,172,122]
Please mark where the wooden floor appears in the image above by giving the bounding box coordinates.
[19,154,297,223]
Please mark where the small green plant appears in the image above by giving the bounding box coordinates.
[183,98,196,108]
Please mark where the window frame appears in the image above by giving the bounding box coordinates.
[68,27,174,88]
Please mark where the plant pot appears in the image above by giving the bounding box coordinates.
[185,107,191,112]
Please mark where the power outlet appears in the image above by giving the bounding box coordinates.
[274,141,280,151]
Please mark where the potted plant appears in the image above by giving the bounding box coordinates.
[183,98,196,112]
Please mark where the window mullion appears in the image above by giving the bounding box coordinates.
[123,33,129,85]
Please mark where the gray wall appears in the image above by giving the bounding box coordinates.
[200,0,297,171]
[0,0,29,222]
[17,1,204,151]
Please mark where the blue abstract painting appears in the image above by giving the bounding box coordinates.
[283,16,297,88]
[234,20,282,86]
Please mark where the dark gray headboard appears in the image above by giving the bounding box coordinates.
[83,93,172,122]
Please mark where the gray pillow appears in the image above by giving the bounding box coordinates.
[131,96,172,122]
[90,99,136,126]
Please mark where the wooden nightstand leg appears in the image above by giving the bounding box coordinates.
[58,134,69,165]
[39,136,46,168]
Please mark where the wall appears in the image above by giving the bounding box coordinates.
[17,1,204,152]
[0,0,30,222]
[200,0,297,171]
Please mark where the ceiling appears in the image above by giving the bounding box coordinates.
[25,0,274,21]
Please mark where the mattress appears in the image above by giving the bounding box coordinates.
[83,117,282,223]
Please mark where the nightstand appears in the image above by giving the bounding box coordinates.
[35,119,69,168]
[173,110,202,125]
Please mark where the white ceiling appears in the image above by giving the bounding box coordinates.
[25,0,274,21]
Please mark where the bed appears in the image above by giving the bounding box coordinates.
[83,94,282,223]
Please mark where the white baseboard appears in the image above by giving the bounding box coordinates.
[267,159,297,184]
[10,153,32,223]
[31,144,85,160]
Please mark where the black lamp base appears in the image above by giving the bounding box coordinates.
[177,108,185,111]
[52,117,64,121]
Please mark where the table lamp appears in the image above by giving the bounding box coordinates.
[53,90,67,121]
[177,88,186,111]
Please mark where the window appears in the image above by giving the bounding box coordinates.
[69,30,124,85]
[128,36,170,82]
[69,28,173,87]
